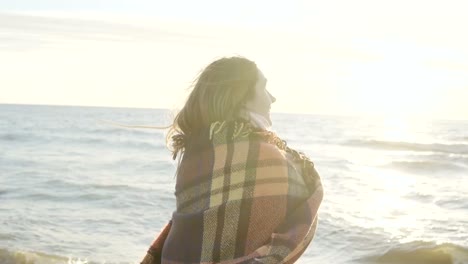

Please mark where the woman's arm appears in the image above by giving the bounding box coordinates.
[140,220,172,264]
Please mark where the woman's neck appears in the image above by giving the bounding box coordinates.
[248,111,272,130]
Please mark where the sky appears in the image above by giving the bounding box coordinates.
[1,0,468,120]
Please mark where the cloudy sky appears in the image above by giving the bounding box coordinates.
[1,0,467,120]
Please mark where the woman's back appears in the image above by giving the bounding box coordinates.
[161,120,322,263]
[140,56,323,264]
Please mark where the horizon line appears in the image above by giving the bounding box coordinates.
[1,102,466,122]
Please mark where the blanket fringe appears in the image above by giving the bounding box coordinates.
[209,120,252,140]
[209,121,226,140]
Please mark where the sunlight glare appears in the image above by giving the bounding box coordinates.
[375,115,433,144]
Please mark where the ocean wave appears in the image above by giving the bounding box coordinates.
[384,160,466,173]
[0,248,93,264]
[45,134,165,150]
[0,233,16,241]
[346,139,468,155]
[17,192,113,202]
[419,153,468,165]
[0,133,18,141]
[41,179,155,194]
[363,241,468,264]
[0,132,36,142]
[403,191,436,203]
[0,189,9,196]
[87,126,164,136]
[435,197,468,210]
[0,131,165,150]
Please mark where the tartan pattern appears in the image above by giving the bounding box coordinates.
[142,120,323,264]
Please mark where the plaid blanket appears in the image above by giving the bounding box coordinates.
[141,120,323,264]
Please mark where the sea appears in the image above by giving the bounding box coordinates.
[0,103,467,264]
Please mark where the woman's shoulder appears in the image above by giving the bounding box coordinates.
[206,120,288,160]
[255,138,288,161]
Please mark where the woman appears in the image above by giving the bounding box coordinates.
[141,56,323,264]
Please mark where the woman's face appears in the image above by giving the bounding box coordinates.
[245,68,276,123]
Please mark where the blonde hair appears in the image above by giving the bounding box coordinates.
[98,56,258,159]
[166,56,258,156]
